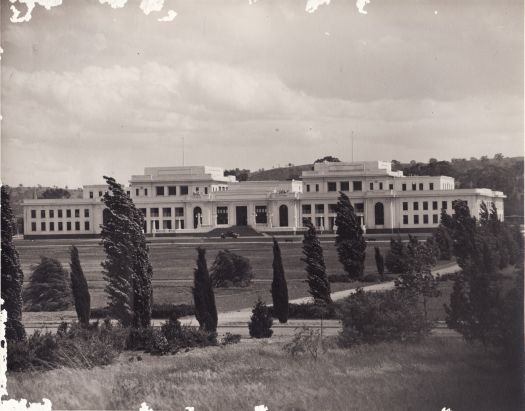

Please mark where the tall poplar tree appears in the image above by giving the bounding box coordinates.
[70,245,91,326]
[193,247,218,332]
[302,219,332,305]
[1,186,26,341]
[100,176,153,328]
[334,191,366,279]
[271,238,289,323]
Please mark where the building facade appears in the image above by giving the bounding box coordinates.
[22,161,505,238]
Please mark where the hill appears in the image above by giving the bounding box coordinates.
[248,164,313,181]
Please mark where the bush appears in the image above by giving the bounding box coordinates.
[338,288,430,347]
[91,304,195,320]
[328,273,351,283]
[361,273,380,283]
[249,299,273,338]
[283,327,325,360]
[221,333,242,345]
[385,238,408,274]
[161,316,218,349]
[210,250,254,287]
[278,303,337,319]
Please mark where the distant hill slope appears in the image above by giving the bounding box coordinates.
[248,164,313,181]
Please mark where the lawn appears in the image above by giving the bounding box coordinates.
[6,337,522,411]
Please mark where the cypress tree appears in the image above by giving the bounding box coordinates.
[374,246,384,280]
[24,257,71,311]
[100,176,153,328]
[385,237,407,274]
[248,298,273,338]
[434,224,453,260]
[271,238,289,323]
[334,191,366,279]
[193,247,218,332]
[1,186,26,342]
[70,245,91,326]
[302,219,332,305]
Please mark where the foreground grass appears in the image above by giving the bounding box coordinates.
[7,338,522,411]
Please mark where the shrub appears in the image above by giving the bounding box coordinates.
[221,333,242,345]
[269,303,338,320]
[338,288,430,347]
[361,273,380,283]
[328,273,351,283]
[283,327,325,360]
[210,249,254,287]
[249,299,273,338]
[385,238,408,274]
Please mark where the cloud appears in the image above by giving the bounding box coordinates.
[139,0,164,15]
[305,0,331,14]
[98,0,128,9]
[356,0,370,15]
[158,10,177,22]
[9,0,62,23]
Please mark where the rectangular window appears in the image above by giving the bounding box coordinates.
[89,191,94,199]
[423,201,428,211]
[49,210,54,218]
[156,186,165,196]
[144,188,148,196]
[58,210,63,218]
[150,208,159,218]
[340,181,349,191]
[327,182,337,192]
[328,204,337,213]
[306,184,310,192]
[302,216,312,226]
[67,222,72,231]
[413,202,419,211]
[429,183,434,190]
[136,188,140,196]
[41,222,46,231]
[99,191,103,197]
[255,206,267,224]
[84,221,90,231]
[302,204,311,214]
[403,215,408,225]
[84,209,90,217]
[355,203,364,213]
[75,222,80,231]
[419,183,424,190]
[369,182,374,190]
[41,210,46,218]
[442,201,448,210]
[139,208,147,217]
[389,183,394,190]
[379,182,384,190]
[315,204,325,214]
[412,183,417,191]
[31,210,36,219]
[180,186,189,195]
[433,214,439,224]
[423,215,429,224]
[66,209,71,218]
[353,181,362,191]
[163,208,171,218]
[175,207,184,217]
[126,191,131,197]
[152,220,160,230]
[163,220,172,229]
[402,202,408,211]
[31,222,37,231]
[75,209,80,218]
[402,184,407,191]
[414,215,419,225]
[217,207,228,225]
[205,187,208,195]
[432,201,438,210]
[58,222,63,231]
[315,184,319,192]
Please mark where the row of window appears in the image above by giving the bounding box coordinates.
[402,200,448,212]
[31,221,90,232]
[403,214,440,225]
[138,207,185,218]
[31,209,90,219]
[401,182,435,191]
[301,203,365,214]
[88,191,105,199]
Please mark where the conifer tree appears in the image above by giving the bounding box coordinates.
[248,298,273,338]
[1,186,26,341]
[374,247,385,280]
[334,192,366,279]
[100,176,153,328]
[193,247,218,332]
[24,257,71,311]
[271,238,289,323]
[385,237,407,274]
[434,224,453,260]
[302,219,332,305]
[70,245,91,326]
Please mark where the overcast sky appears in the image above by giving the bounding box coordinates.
[1,0,523,187]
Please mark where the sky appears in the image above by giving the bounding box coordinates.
[1,0,523,187]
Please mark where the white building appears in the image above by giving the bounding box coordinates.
[22,161,505,238]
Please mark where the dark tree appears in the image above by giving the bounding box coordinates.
[23,257,71,311]
[100,176,153,328]
[314,155,341,163]
[39,187,71,199]
[385,237,407,274]
[248,298,273,338]
[210,250,254,287]
[434,225,453,260]
[1,186,26,341]
[302,219,332,305]
[193,247,218,332]
[334,192,366,279]
[271,238,289,323]
[374,247,384,280]
[69,245,91,326]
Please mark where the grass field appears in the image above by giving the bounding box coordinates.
[6,337,522,411]
[16,239,391,311]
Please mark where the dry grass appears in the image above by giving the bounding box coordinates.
[7,337,522,411]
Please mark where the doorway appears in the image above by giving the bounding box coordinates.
[236,206,248,226]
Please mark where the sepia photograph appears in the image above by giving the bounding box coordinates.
[1,1,523,410]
